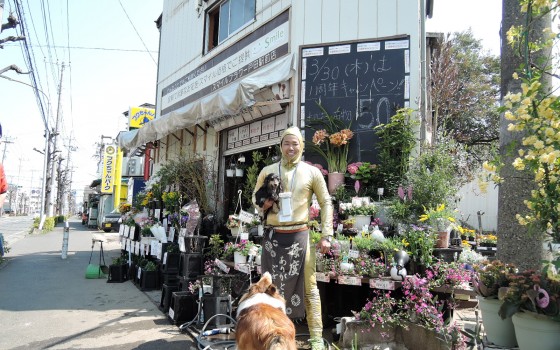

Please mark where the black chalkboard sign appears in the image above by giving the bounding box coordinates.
[299,36,410,166]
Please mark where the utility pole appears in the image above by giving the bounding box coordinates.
[1,136,13,163]
[45,62,64,217]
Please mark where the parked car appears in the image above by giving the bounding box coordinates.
[100,209,121,233]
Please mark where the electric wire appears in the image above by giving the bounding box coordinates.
[13,0,49,130]
[118,0,158,65]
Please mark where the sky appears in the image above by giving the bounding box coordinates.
[0,0,502,207]
[0,0,163,205]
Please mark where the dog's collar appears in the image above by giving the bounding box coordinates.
[236,293,286,317]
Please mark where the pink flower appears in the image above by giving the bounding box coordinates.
[347,162,362,175]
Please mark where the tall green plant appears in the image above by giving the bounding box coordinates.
[406,139,459,218]
[243,151,264,207]
[374,108,418,196]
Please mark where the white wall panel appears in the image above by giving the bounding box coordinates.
[357,0,377,38]
[457,179,499,231]
[339,0,359,41]
[321,1,340,43]
[377,0,398,37]
[303,0,322,44]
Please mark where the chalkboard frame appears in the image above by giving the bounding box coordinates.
[298,35,411,168]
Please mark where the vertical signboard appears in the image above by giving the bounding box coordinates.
[102,145,117,194]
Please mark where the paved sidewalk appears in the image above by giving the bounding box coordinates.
[0,218,196,350]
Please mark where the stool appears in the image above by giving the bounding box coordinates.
[86,236,109,279]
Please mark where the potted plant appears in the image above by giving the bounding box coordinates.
[339,202,377,229]
[346,162,378,197]
[226,214,241,237]
[418,204,457,248]
[223,240,255,265]
[498,268,560,350]
[108,255,128,283]
[471,260,518,348]
[306,104,354,194]
[401,224,435,275]
[140,260,159,290]
[162,243,181,274]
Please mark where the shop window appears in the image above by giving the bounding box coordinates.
[207,0,255,51]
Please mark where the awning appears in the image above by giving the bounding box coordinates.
[118,53,295,151]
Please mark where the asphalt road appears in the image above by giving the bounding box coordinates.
[0,217,198,350]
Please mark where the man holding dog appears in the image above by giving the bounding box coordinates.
[253,126,333,350]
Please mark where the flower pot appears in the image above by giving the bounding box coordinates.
[350,215,371,230]
[107,263,128,283]
[235,168,244,177]
[230,226,240,237]
[327,172,345,194]
[512,311,560,350]
[477,296,517,348]
[435,231,450,248]
[233,251,247,264]
[226,169,234,177]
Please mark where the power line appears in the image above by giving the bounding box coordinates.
[2,42,158,53]
[118,0,157,65]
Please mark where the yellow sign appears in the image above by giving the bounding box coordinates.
[129,107,155,129]
[102,145,117,194]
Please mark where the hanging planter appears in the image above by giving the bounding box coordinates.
[226,169,234,177]
[235,168,244,177]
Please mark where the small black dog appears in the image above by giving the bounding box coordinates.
[255,173,282,221]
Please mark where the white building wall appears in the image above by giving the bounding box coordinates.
[456,178,499,232]
[157,0,424,124]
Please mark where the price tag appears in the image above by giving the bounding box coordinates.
[346,276,362,286]
[215,258,230,273]
[370,278,396,290]
[235,263,251,274]
[168,227,175,242]
[348,249,359,259]
[238,210,255,224]
[315,272,330,282]
[240,232,249,240]
[337,224,343,233]
[137,267,142,280]
[168,308,175,320]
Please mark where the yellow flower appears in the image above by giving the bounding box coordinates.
[512,158,525,170]
[483,161,496,172]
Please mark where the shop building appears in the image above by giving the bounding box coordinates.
[118,0,435,220]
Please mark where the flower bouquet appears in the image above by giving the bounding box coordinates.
[306,105,354,173]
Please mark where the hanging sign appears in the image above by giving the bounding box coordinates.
[101,144,117,194]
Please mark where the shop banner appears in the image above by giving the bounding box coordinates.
[101,144,117,194]
[129,106,155,129]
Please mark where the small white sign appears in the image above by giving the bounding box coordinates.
[137,268,142,280]
[328,44,351,55]
[235,263,251,274]
[238,210,255,224]
[348,249,360,259]
[302,47,324,57]
[315,272,330,283]
[168,308,175,320]
[163,252,168,265]
[215,258,230,273]
[338,276,362,286]
[168,227,175,242]
[370,278,397,290]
